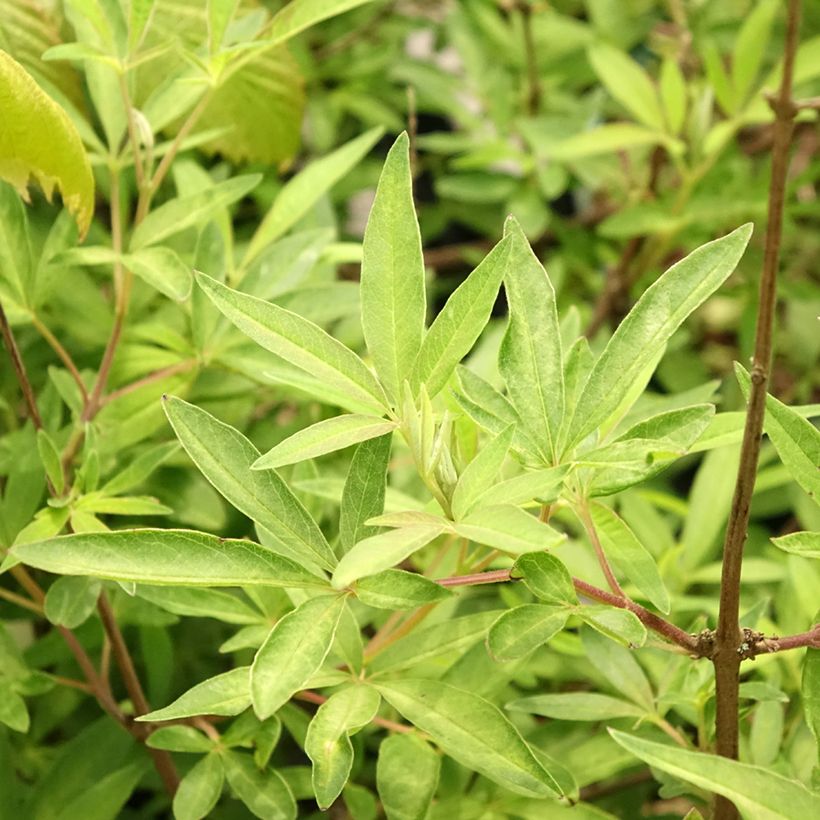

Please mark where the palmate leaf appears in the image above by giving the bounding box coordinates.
[0,50,94,237]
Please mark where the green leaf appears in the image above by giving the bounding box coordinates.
[0,180,33,305]
[660,58,687,134]
[581,628,653,709]
[513,552,577,605]
[507,692,646,721]
[332,525,445,589]
[223,751,296,820]
[487,604,568,661]
[139,668,251,722]
[376,679,560,798]
[130,175,261,250]
[268,0,377,46]
[135,585,262,624]
[245,127,382,263]
[121,247,193,302]
[0,679,28,732]
[128,0,156,52]
[361,133,426,403]
[0,51,94,236]
[804,643,820,754]
[44,575,101,628]
[55,760,149,820]
[580,606,647,647]
[163,396,335,573]
[451,425,515,520]
[547,123,679,160]
[588,43,665,130]
[12,529,324,588]
[411,235,513,399]
[771,531,820,560]
[36,429,64,494]
[354,569,453,610]
[455,505,565,555]
[498,220,564,463]
[474,464,569,509]
[196,273,388,414]
[251,594,347,719]
[305,685,381,809]
[172,753,224,820]
[339,434,391,555]
[147,726,213,753]
[376,734,440,820]
[566,225,752,449]
[207,0,236,54]
[736,364,820,501]
[588,503,670,613]
[100,442,178,496]
[732,0,779,105]
[609,730,820,820]
[253,415,397,470]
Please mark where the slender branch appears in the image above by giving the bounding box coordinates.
[0,301,43,429]
[578,505,626,598]
[713,5,800,818]
[517,1,541,115]
[437,569,514,588]
[29,314,89,402]
[748,624,820,657]
[364,605,435,660]
[0,585,43,614]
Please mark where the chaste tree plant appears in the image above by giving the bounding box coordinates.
[1,1,818,819]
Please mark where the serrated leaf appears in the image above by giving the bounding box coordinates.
[451,425,515,520]
[251,594,347,719]
[172,752,224,820]
[139,667,251,721]
[513,551,577,605]
[163,396,335,574]
[196,273,388,414]
[361,133,425,403]
[609,730,820,820]
[771,531,820,560]
[0,50,94,236]
[253,415,396,470]
[507,692,646,721]
[376,734,440,820]
[223,751,296,820]
[354,569,453,610]
[455,505,565,555]
[566,225,752,450]
[487,604,568,661]
[305,685,381,808]
[12,529,325,588]
[377,679,560,798]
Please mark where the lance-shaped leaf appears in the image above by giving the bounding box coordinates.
[610,730,820,820]
[305,685,381,809]
[487,605,568,661]
[376,734,440,820]
[499,220,564,463]
[172,753,224,820]
[339,434,391,555]
[0,51,94,237]
[771,531,820,560]
[566,225,752,450]
[455,505,565,555]
[355,569,453,610]
[135,585,262,624]
[360,133,425,403]
[251,595,347,719]
[196,273,388,414]
[253,415,397,470]
[376,679,560,798]
[451,425,515,520]
[513,552,577,605]
[332,524,445,589]
[507,692,646,721]
[163,396,335,573]
[268,0,378,46]
[121,247,193,302]
[411,235,514,399]
[223,751,296,820]
[11,529,324,588]
[588,502,670,613]
[581,628,653,710]
[44,575,101,628]
[580,606,647,647]
[736,364,820,501]
[139,667,251,721]
[474,464,569,509]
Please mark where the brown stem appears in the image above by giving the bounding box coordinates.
[364,605,435,660]
[0,301,43,429]
[30,314,89,403]
[0,585,44,614]
[749,625,820,657]
[437,569,514,588]
[578,505,626,598]
[518,1,541,115]
[713,3,800,818]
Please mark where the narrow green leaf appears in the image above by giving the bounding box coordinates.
[451,425,515,520]
[130,175,260,250]
[474,464,569,509]
[771,531,820,560]
[361,133,426,403]
[332,525,444,589]
[100,442,178,496]
[355,569,453,610]
[339,434,391,555]
[172,753,224,820]
[139,668,251,721]
[147,726,213,753]
[44,575,101,628]
[305,685,381,809]
[580,606,647,647]
[487,605,568,661]
[732,0,779,104]
[135,585,262,624]
[589,503,670,613]
[245,127,382,263]
[55,760,149,820]
[253,415,397,470]
[804,642,820,755]
[0,680,29,732]
[455,505,565,555]
[268,0,377,47]
[581,628,653,709]
[223,751,296,820]
[513,552,577,605]
[0,181,33,306]
[499,219,564,463]
[660,58,687,134]
[122,247,193,302]
[128,0,156,51]
[566,225,752,450]
[196,273,388,414]
[163,396,335,573]
[609,730,820,820]
[376,679,560,798]
[12,529,324,588]
[251,595,347,719]
[36,429,64,494]
[207,0,237,54]
[507,692,646,721]
[411,235,513,399]
[376,734,440,820]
